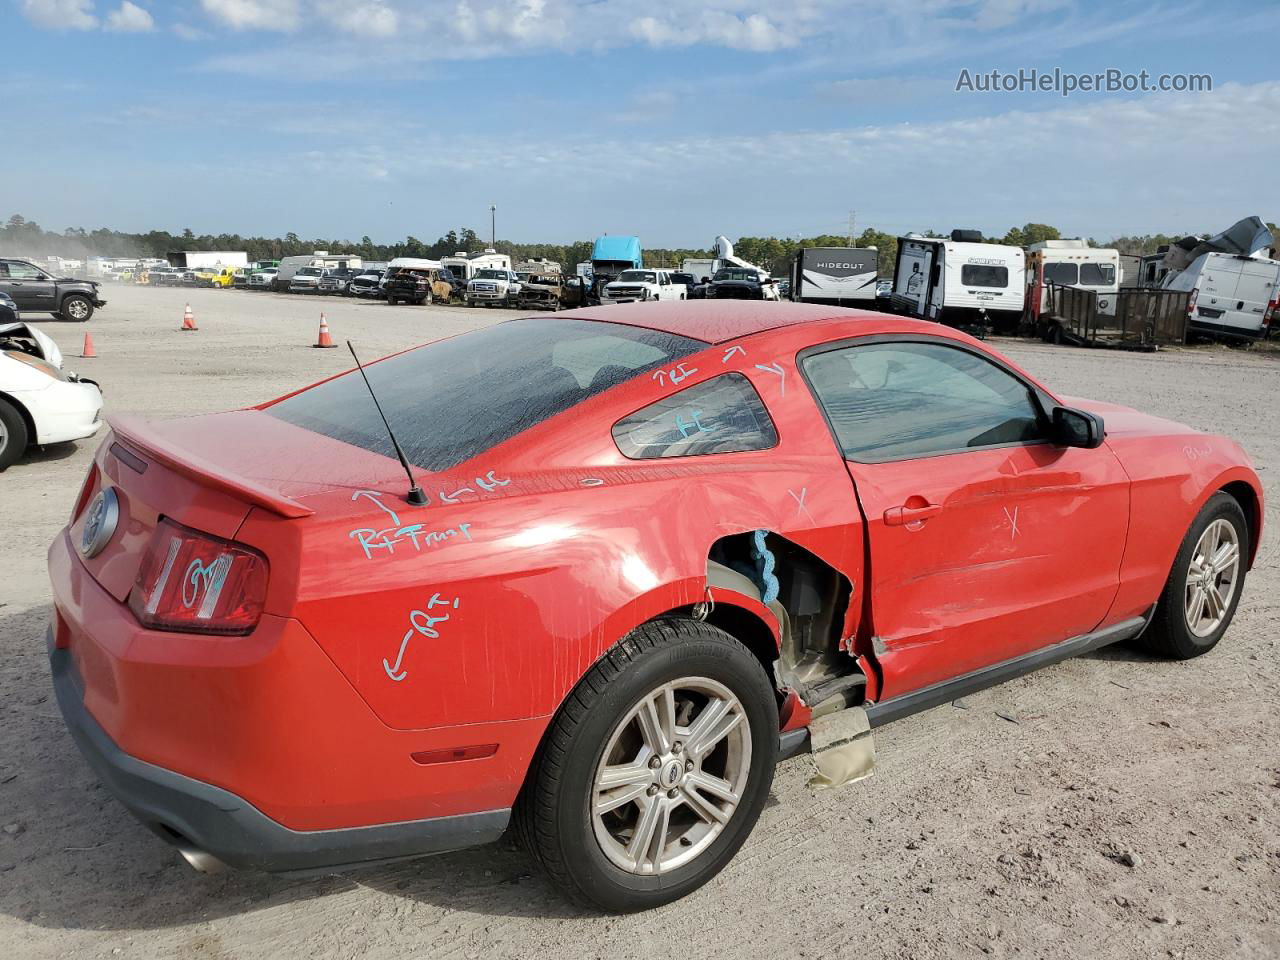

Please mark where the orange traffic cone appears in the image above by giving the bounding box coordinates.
[313,313,337,348]
[81,332,97,358]
[181,303,198,331]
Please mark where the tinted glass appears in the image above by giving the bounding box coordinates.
[619,271,657,283]
[1043,262,1078,284]
[268,318,705,472]
[960,264,1009,287]
[613,374,778,460]
[1080,263,1116,286]
[803,341,1045,462]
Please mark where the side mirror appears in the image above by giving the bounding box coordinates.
[1052,406,1104,449]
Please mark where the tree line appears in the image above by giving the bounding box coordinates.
[2,214,1275,280]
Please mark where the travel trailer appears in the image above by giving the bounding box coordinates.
[890,231,1025,328]
[1026,239,1122,316]
[789,247,879,306]
[440,250,513,281]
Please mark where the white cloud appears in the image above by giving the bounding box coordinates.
[199,0,300,31]
[104,1,153,31]
[19,0,98,29]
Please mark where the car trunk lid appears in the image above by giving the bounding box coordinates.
[71,411,410,603]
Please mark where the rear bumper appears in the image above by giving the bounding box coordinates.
[50,636,509,873]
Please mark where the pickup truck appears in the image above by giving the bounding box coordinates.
[466,268,522,307]
[0,258,107,322]
[248,268,279,291]
[195,266,237,289]
[600,268,686,304]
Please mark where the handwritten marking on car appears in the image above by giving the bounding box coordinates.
[1004,506,1020,540]
[181,554,231,612]
[384,593,460,682]
[1184,444,1213,461]
[674,408,715,438]
[722,345,746,363]
[754,362,786,395]
[475,470,511,492]
[351,489,404,525]
[651,362,698,387]
[788,487,814,523]
[350,522,474,560]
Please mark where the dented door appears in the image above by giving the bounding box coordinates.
[800,336,1129,699]
[846,443,1128,697]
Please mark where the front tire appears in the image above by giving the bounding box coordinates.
[1142,492,1248,659]
[516,619,778,912]
[61,294,93,322]
[0,398,30,471]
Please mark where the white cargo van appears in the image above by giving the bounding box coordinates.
[891,231,1025,328]
[1164,252,1279,340]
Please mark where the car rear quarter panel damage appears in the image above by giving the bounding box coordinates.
[233,332,874,748]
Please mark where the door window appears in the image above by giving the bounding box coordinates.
[803,341,1047,462]
[3,261,48,280]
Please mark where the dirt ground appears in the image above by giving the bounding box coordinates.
[2,285,1277,960]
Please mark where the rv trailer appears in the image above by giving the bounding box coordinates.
[890,230,1025,330]
[789,247,879,306]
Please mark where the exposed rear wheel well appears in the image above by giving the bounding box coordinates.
[1220,481,1260,566]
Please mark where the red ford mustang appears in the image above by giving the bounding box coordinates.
[48,303,1261,911]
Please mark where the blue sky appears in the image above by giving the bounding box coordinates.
[4,0,1278,246]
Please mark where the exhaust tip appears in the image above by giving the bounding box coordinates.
[178,847,228,874]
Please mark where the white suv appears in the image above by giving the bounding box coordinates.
[601,269,685,304]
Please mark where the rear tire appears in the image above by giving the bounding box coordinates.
[516,619,778,912]
[0,398,30,471]
[1142,492,1248,659]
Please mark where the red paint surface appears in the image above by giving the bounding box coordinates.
[49,304,1263,833]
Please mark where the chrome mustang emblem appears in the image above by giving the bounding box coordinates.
[80,488,119,559]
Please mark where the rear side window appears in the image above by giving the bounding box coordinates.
[267,317,705,472]
[613,374,778,460]
[960,264,1009,288]
[802,341,1046,462]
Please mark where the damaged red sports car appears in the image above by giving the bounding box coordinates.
[48,302,1261,911]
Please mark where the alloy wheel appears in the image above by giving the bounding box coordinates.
[591,676,750,876]
[1184,518,1241,637]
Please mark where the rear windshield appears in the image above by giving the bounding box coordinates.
[266,317,706,472]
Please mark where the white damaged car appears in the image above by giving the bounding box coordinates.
[0,319,103,470]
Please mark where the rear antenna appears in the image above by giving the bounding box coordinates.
[346,340,428,506]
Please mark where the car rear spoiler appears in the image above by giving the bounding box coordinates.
[108,415,315,519]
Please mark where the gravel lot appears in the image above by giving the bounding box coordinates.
[2,285,1277,960]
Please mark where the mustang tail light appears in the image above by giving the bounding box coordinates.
[71,462,100,522]
[127,518,268,636]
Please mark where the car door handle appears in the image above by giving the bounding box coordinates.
[883,502,942,526]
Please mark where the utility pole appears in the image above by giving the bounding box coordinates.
[848,210,857,247]
[489,204,496,249]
